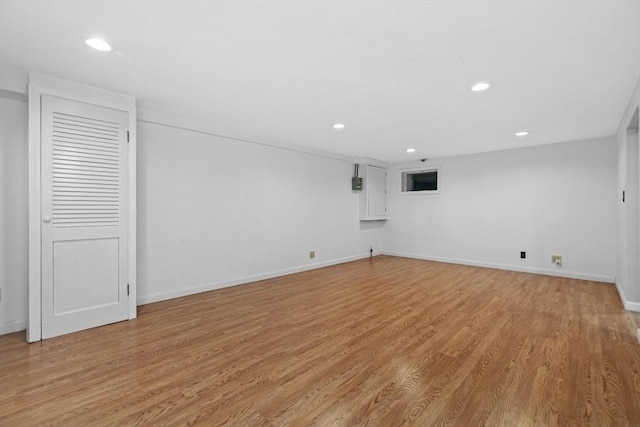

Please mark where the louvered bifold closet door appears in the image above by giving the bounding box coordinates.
[41,95,129,339]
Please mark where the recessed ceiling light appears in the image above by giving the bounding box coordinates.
[86,38,112,52]
[332,123,345,129]
[471,82,491,92]
[406,148,416,153]
[515,131,529,137]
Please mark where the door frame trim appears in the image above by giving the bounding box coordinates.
[27,73,137,342]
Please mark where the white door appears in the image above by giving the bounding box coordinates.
[41,95,129,339]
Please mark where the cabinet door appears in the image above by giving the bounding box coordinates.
[367,165,387,218]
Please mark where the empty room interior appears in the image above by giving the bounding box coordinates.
[1,0,640,425]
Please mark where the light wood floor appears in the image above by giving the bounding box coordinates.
[1,256,639,426]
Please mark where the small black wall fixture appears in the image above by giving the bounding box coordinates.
[352,164,363,191]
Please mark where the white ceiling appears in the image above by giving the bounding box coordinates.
[1,0,639,162]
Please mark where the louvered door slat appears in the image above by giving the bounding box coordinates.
[51,111,121,228]
[53,156,119,166]
[54,186,118,191]
[53,139,119,151]
[53,111,120,127]
[53,157,120,166]
[53,164,119,174]
[53,139,121,152]
[54,201,119,206]
[53,208,118,213]
[53,131,118,142]
[53,172,119,180]
[53,120,118,132]
[54,169,119,176]
[53,147,119,159]
[54,189,118,195]
[53,123,120,137]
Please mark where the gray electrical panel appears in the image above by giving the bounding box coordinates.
[352,164,363,191]
[352,176,363,191]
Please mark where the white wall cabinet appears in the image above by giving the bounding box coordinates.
[360,164,387,221]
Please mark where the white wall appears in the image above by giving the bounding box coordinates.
[616,75,640,311]
[0,90,29,334]
[0,95,385,331]
[136,119,384,304]
[384,137,617,282]
[0,74,634,334]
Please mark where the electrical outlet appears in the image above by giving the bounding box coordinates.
[520,251,526,259]
[309,250,315,259]
[552,255,562,265]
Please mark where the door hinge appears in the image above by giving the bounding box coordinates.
[127,131,130,143]
[127,284,130,296]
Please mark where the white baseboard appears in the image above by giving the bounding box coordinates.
[137,252,376,306]
[0,320,27,335]
[626,301,640,312]
[383,251,615,284]
[615,279,640,312]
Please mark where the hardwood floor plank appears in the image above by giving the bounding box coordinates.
[1,256,638,426]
